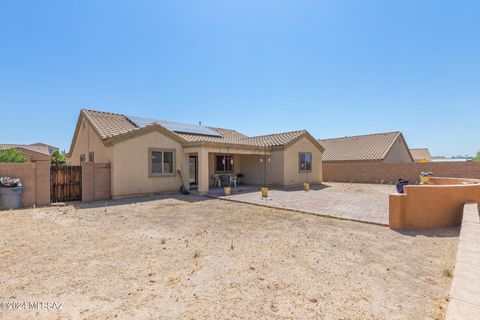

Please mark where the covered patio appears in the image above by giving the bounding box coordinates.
[184,146,275,194]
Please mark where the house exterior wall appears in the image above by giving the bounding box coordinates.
[383,137,412,163]
[69,118,112,165]
[208,153,242,186]
[111,131,187,198]
[239,152,283,186]
[282,137,323,186]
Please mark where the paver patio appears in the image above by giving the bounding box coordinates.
[206,182,392,225]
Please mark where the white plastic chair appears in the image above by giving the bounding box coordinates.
[213,175,222,188]
[229,175,237,187]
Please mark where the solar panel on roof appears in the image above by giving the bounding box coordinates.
[128,115,222,137]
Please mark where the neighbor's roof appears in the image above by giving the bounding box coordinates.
[0,143,50,156]
[73,109,323,151]
[319,132,411,162]
[410,148,432,162]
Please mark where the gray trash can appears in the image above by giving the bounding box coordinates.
[0,187,23,209]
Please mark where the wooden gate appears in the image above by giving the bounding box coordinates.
[50,166,82,203]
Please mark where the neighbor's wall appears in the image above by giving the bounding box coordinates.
[111,131,187,198]
[383,137,413,163]
[283,137,323,186]
[69,117,112,165]
[0,161,50,207]
[323,161,480,184]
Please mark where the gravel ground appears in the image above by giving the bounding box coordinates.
[0,195,458,319]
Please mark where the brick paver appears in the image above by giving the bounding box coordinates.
[207,183,391,225]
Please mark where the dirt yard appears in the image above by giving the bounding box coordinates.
[0,195,458,319]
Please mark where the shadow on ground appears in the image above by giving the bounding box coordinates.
[394,227,460,238]
[71,193,210,209]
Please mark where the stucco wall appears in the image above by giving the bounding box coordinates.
[239,151,284,186]
[283,137,323,186]
[69,118,112,165]
[389,177,480,230]
[208,153,242,186]
[383,137,412,163]
[111,131,187,198]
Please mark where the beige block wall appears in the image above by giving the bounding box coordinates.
[323,161,480,184]
[69,118,112,165]
[111,131,187,198]
[0,161,50,207]
[283,137,323,186]
[383,137,413,163]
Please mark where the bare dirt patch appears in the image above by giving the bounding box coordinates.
[0,195,457,319]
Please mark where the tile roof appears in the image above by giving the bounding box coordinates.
[0,144,50,156]
[80,109,313,148]
[410,148,432,162]
[319,132,405,162]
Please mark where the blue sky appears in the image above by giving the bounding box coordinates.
[1,1,478,156]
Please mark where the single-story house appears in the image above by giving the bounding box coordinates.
[318,131,413,163]
[410,148,432,162]
[30,143,59,155]
[0,144,51,162]
[68,109,324,197]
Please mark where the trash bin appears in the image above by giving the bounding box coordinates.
[0,186,23,209]
[395,179,409,194]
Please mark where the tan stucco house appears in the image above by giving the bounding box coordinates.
[0,144,51,162]
[68,109,324,198]
[318,131,414,164]
[410,148,432,162]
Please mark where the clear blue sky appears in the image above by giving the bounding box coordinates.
[1,1,478,157]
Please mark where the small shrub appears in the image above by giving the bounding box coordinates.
[0,148,26,163]
[193,250,201,259]
[51,150,68,165]
[443,266,454,278]
[160,238,166,245]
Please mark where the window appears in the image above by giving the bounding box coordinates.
[89,152,95,163]
[216,154,234,173]
[149,149,175,176]
[80,154,85,164]
[299,152,312,172]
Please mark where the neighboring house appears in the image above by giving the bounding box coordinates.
[68,109,324,197]
[318,132,413,163]
[0,144,51,162]
[30,143,59,155]
[410,148,432,162]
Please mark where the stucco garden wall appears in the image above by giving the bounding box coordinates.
[389,177,480,230]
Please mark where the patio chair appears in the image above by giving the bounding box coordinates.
[229,175,237,187]
[213,175,222,188]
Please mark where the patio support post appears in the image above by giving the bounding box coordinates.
[197,148,209,194]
